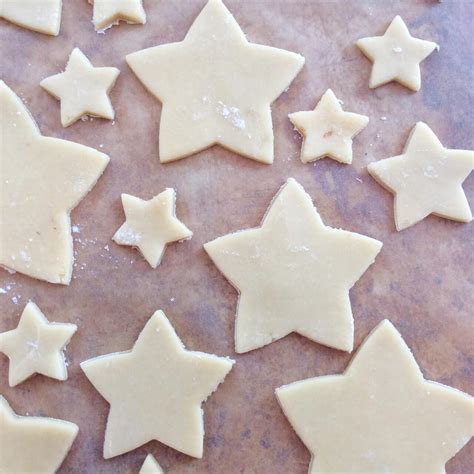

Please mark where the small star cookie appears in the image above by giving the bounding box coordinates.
[140,454,164,474]
[88,0,146,32]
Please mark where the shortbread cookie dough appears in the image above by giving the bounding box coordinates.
[276,320,474,474]
[89,0,146,32]
[368,122,473,230]
[204,178,382,353]
[140,454,164,474]
[81,310,234,459]
[289,89,369,164]
[0,0,62,36]
[0,301,77,387]
[126,0,304,164]
[113,189,192,268]
[0,81,109,284]
[357,16,438,91]
[0,395,78,473]
[41,48,120,127]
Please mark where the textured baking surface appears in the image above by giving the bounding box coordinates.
[0,1,472,472]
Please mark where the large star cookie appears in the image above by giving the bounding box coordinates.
[89,0,146,32]
[81,310,234,458]
[0,81,109,284]
[126,0,304,164]
[368,122,473,230]
[276,320,474,474]
[204,178,382,353]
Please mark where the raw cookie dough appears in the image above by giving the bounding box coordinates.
[204,178,382,353]
[368,122,474,230]
[357,15,438,91]
[0,0,62,36]
[126,0,304,164]
[0,395,78,474]
[0,81,109,284]
[289,89,369,164]
[0,301,77,387]
[113,189,192,268]
[276,320,474,474]
[81,310,234,459]
[89,0,146,32]
[40,48,120,127]
[140,454,164,474]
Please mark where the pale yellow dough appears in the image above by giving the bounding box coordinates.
[81,310,234,459]
[289,89,369,164]
[89,0,146,32]
[0,81,109,284]
[0,395,78,474]
[113,189,192,268]
[276,320,474,474]
[40,48,120,127]
[357,15,438,91]
[0,301,77,387]
[0,0,62,36]
[368,122,474,231]
[204,178,382,353]
[126,0,304,164]
[139,454,164,474]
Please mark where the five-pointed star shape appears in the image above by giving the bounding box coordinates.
[289,89,369,164]
[357,15,438,91]
[89,0,146,32]
[40,47,120,127]
[204,178,382,353]
[81,310,234,459]
[0,395,78,473]
[368,122,474,231]
[126,0,305,164]
[0,81,109,284]
[0,301,77,387]
[113,189,192,268]
[140,454,164,474]
[276,320,474,473]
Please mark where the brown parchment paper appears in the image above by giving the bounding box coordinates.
[0,1,473,472]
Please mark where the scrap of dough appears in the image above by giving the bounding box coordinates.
[0,0,62,36]
[0,81,109,284]
[126,0,305,164]
[357,15,438,91]
[81,310,234,459]
[40,48,120,127]
[0,395,78,474]
[289,89,369,164]
[368,122,474,231]
[0,301,77,387]
[204,178,382,353]
[89,0,146,32]
[113,189,192,268]
[140,454,164,474]
[276,319,474,473]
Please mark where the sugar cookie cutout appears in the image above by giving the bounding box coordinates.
[139,454,164,474]
[89,0,146,32]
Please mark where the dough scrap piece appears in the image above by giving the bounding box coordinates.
[289,89,369,164]
[126,0,304,164]
[89,0,146,32]
[204,178,382,353]
[139,454,164,474]
[0,301,77,387]
[368,122,473,231]
[0,81,109,284]
[357,15,438,91]
[40,48,120,127]
[276,319,474,474]
[0,0,62,36]
[81,310,234,459]
[0,395,78,474]
[112,189,192,268]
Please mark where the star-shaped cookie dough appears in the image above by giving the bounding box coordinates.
[89,0,146,32]
[113,189,192,268]
[204,178,382,353]
[276,319,474,473]
[140,454,164,474]
[289,89,369,164]
[0,395,78,473]
[0,0,62,35]
[81,310,234,459]
[40,48,120,127]
[368,122,474,231]
[0,81,109,284]
[126,0,304,164]
[357,15,438,91]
